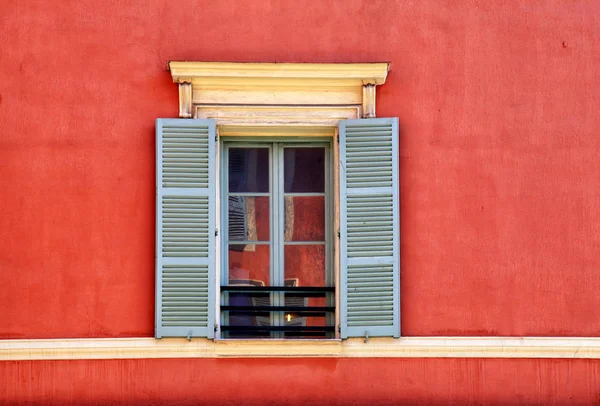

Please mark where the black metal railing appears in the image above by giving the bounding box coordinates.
[220,286,335,338]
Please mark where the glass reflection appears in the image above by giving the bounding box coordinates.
[284,148,325,193]
[228,196,270,242]
[228,244,270,286]
[284,244,326,287]
[229,148,269,193]
[282,294,328,339]
[284,196,325,241]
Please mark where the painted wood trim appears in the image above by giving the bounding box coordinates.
[218,125,336,138]
[169,62,389,85]
[1,337,600,361]
[333,128,341,338]
[192,82,362,105]
[362,84,376,118]
[178,82,193,118]
[169,62,387,109]
[195,105,360,127]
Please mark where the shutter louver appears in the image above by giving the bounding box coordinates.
[339,118,400,338]
[156,119,216,339]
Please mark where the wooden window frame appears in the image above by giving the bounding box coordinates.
[218,138,335,339]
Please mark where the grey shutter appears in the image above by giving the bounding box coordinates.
[339,118,400,338]
[156,118,216,339]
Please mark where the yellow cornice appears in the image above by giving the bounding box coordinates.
[1,337,599,361]
[168,62,390,85]
[168,62,388,120]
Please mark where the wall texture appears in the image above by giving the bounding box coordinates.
[1,358,600,405]
[0,0,599,337]
[2,1,600,404]
[0,359,600,406]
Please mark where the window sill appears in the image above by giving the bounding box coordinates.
[1,337,600,361]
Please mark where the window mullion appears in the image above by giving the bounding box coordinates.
[273,143,284,336]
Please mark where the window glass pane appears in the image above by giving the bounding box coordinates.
[223,143,332,340]
[284,196,325,241]
[284,148,324,193]
[284,244,326,287]
[228,244,271,286]
[228,196,270,242]
[282,294,330,339]
[226,291,271,338]
[229,148,269,193]
[226,292,273,338]
[227,243,271,338]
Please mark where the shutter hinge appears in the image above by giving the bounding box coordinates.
[337,230,340,238]
[338,325,341,333]
[215,134,218,142]
[336,134,340,143]
[187,330,193,341]
[215,228,219,237]
[214,323,219,332]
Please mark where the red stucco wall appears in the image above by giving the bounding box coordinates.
[2,1,600,404]
[1,0,600,334]
[2,358,600,405]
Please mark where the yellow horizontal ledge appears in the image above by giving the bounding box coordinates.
[1,337,599,361]
[169,62,390,85]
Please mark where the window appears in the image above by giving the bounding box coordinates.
[155,118,400,340]
[155,62,398,341]
[221,141,334,338]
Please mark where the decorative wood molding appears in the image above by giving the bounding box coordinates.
[178,82,193,118]
[1,337,599,361]
[168,62,389,126]
[362,84,376,118]
[218,125,335,138]
[192,78,362,106]
[169,62,389,84]
[195,105,360,127]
